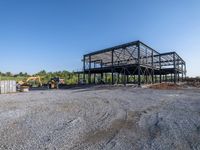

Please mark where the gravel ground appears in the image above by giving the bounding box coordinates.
[0,86,200,150]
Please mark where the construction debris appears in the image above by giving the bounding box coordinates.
[185,78,200,88]
[148,83,180,90]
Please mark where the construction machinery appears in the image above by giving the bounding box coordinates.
[48,77,65,89]
[17,76,42,92]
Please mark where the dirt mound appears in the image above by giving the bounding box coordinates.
[149,83,180,90]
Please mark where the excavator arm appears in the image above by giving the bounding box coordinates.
[26,76,42,86]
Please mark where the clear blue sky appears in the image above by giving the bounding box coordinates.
[0,0,199,76]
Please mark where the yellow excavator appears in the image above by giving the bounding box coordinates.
[17,76,42,92]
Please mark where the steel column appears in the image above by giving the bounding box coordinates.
[138,42,141,86]
[88,55,91,84]
[111,50,114,85]
[173,53,177,83]
[83,56,86,83]
[159,55,162,83]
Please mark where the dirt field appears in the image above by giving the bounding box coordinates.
[0,86,200,150]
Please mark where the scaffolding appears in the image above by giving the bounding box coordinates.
[76,40,186,86]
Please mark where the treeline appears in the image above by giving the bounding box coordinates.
[0,72,29,77]
[34,70,77,84]
[0,70,78,85]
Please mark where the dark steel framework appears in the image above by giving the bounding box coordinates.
[76,41,186,86]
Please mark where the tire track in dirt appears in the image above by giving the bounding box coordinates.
[70,108,144,150]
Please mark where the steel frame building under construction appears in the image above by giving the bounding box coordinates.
[76,41,186,86]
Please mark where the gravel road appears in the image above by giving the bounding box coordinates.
[0,86,200,150]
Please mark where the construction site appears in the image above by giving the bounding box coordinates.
[1,0,200,148]
[1,40,200,150]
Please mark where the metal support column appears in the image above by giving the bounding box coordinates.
[145,74,148,84]
[78,73,80,84]
[94,73,96,84]
[83,55,86,83]
[138,42,141,86]
[111,50,114,85]
[171,73,173,82]
[105,73,107,83]
[159,55,162,83]
[101,72,103,83]
[151,50,154,84]
[177,59,180,82]
[88,55,91,84]
[184,63,187,80]
[173,53,177,83]
[123,68,126,86]
[181,63,184,82]
[127,74,129,84]
[134,75,136,84]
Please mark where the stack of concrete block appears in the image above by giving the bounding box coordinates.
[0,80,16,94]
